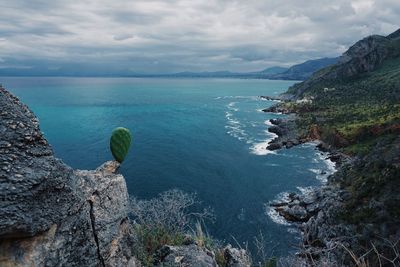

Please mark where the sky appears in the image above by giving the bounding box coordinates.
[0,0,399,75]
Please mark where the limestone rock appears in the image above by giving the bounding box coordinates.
[154,244,217,267]
[223,245,251,267]
[0,86,135,266]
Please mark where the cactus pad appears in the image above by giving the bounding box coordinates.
[110,127,132,163]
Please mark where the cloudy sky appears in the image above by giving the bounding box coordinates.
[0,0,399,75]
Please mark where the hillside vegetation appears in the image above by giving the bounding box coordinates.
[278,28,400,265]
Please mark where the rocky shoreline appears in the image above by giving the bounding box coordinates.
[266,117,302,150]
[262,98,355,264]
[259,95,282,102]
[270,185,356,264]
[262,102,349,165]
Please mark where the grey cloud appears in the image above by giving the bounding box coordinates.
[113,34,135,41]
[0,0,399,74]
[106,10,162,25]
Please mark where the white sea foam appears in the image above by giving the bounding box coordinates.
[266,208,291,226]
[265,163,281,167]
[225,110,248,141]
[319,152,337,173]
[301,140,319,147]
[312,148,337,182]
[265,119,274,126]
[219,95,263,101]
[250,141,277,155]
[225,125,247,141]
[227,101,239,111]
[293,142,338,182]
[265,192,292,225]
[223,97,280,156]
[296,186,316,195]
[259,96,282,103]
[249,128,278,155]
[267,143,339,226]
[309,168,320,174]
[249,119,280,156]
[287,227,300,235]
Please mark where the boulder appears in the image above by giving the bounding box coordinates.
[223,245,251,267]
[267,142,282,151]
[154,244,217,267]
[279,205,310,222]
[268,125,286,136]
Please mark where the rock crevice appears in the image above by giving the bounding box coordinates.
[89,196,106,267]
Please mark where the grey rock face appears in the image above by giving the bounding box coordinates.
[0,87,135,266]
[0,87,78,238]
[270,185,355,264]
[223,245,251,267]
[153,244,252,267]
[265,116,303,151]
[154,244,217,267]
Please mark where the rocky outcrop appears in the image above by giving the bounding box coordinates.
[154,244,217,267]
[222,245,251,267]
[265,117,302,151]
[0,86,135,266]
[262,105,292,114]
[269,186,355,264]
[270,187,350,224]
[154,244,251,267]
[259,96,281,101]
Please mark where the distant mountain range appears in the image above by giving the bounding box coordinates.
[154,57,338,80]
[0,57,338,81]
[268,57,339,80]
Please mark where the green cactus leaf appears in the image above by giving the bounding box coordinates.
[110,127,132,163]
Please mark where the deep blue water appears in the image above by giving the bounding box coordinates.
[2,77,334,256]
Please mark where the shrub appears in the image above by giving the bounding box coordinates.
[129,189,214,265]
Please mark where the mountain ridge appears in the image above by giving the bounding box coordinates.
[285,29,400,99]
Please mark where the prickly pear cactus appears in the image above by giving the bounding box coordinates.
[110,127,132,163]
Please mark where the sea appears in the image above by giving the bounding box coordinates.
[2,77,335,256]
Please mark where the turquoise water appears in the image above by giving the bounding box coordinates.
[2,77,334,255]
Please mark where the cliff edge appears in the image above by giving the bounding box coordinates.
[0,86,135,266]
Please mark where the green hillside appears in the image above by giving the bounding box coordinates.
[275,29,400,265]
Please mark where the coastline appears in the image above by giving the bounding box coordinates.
[261,97,354,263]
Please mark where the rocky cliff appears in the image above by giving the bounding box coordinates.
[0,86,135,266]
